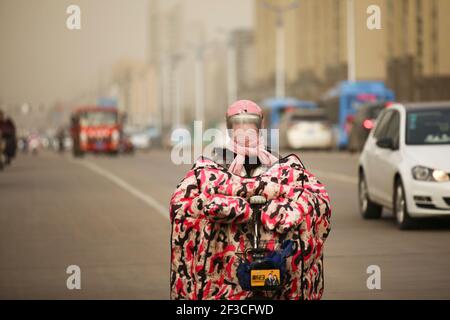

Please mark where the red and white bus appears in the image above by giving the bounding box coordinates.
[71,106,121,157]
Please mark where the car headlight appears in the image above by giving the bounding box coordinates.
[432,170,449,182]
[412,166,450,182]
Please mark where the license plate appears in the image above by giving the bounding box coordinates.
[95,141,105,150]
[250,269,280,288]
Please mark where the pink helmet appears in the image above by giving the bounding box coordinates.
[226,100,263,129]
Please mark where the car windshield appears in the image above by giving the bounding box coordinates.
[79,111,117,127]
[406,108,450,145]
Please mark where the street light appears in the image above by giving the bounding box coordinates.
[187,40,217,124]
[195,46,205,124]
[171,53,185,129]
[216,27,238,107]
[227,36,238,106]
[260,0,300,98]
[347,0,356,82]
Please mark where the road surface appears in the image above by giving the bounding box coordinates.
[1,150,450,299]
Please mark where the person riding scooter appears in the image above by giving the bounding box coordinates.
[0,111,17,165]
[0,126,4,170]
[170,100,331,300]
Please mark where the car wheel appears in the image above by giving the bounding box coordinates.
[394,178,415,230]
[358,172,382,219]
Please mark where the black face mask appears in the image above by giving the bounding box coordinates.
[240,154,261,177]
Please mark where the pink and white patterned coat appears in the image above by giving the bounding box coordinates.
[169,154,331,300]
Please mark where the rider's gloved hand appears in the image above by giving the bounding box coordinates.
[200,189,252,224]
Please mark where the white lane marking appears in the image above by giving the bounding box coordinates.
[313,169,358,185]
[70,159,169,220]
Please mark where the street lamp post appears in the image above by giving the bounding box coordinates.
[260,0,300,98]
[195,47,205,123]
[275,15,286,98]
[161,56,172,134]
[216,27,238,107]
[347,0,356,82]
[171,53,184,129]
[227,36,238,106]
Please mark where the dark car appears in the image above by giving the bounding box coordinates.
[348,102,391,152]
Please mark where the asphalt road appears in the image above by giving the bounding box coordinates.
[1,149,450,299]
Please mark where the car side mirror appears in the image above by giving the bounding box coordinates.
[376,137,395,150]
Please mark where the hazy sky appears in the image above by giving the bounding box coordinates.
[0,0,254,108]
[182,0,254,41]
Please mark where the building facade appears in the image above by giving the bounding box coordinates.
[254,0,450,102]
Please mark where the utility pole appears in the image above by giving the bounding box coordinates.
[347,0,356,82]
[260,0,300,98]
[171,53,184,128]
[216,27,238,107]
[194,47,205,123]
[227,35,238,106]
[161,55,171,132]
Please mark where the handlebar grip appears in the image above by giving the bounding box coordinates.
[249,195,267,205]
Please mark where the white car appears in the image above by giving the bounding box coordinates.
[358,102,450,229]
[281,109,334,150]
[130,131,152,150]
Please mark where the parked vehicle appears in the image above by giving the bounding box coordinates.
[280,109,334,150]
[358,101,450,229]
[348,102,390,152]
